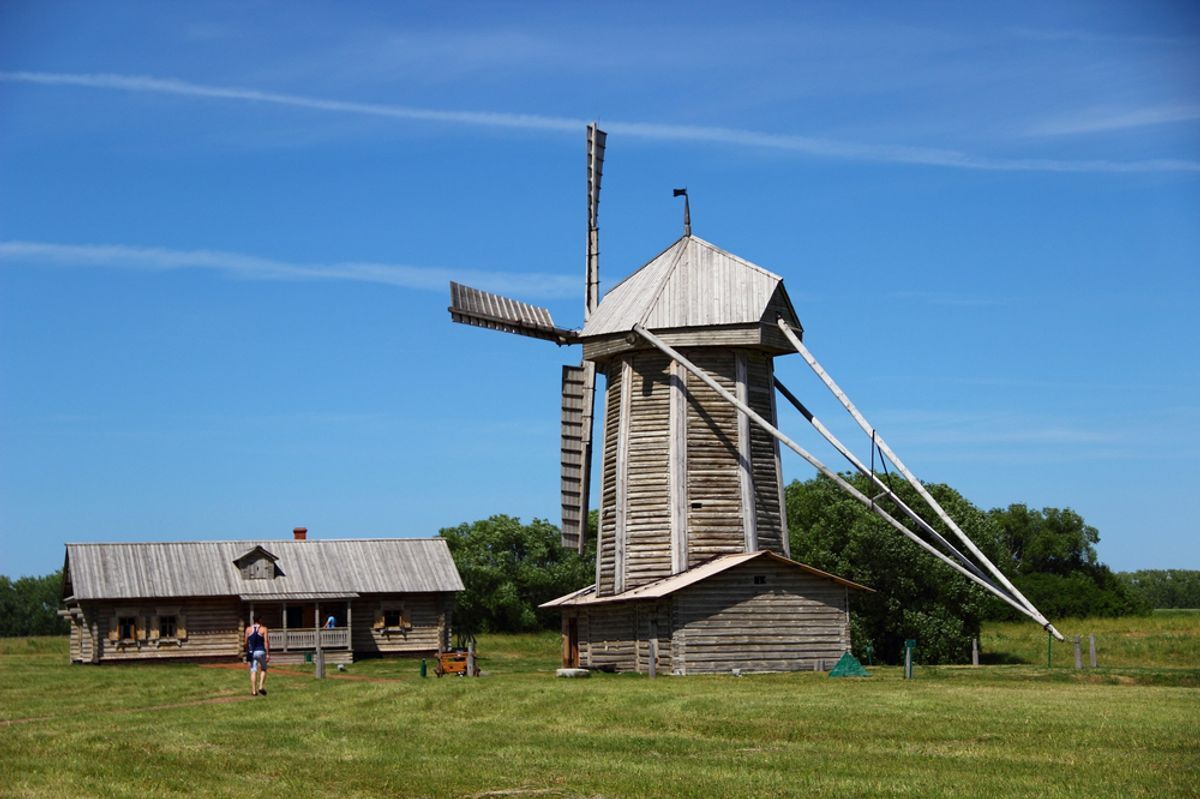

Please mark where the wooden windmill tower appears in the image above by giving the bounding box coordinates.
[450,126,1061,675]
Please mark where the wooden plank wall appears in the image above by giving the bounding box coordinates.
[596,359,622,595]
[747,353,786,555]
[673,560,850,673]
[583,604,637,671]
[351,593,451,656]
[684,349,747,564]
[633,600,673,675]
[88,597,242,662]
[624,352,673,588]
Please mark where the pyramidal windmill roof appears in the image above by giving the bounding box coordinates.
[581,234,798,337]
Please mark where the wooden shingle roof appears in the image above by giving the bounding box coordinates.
[581,235,799,337]
[64,538,464,601]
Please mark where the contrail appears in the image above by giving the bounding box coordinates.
[0,240,579,298]
[3,70,1197,174]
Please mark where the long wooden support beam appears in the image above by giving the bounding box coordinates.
[774,318,1063,640]
[632,324,1043,625]
[773,376,986,581]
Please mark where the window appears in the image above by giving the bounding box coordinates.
[384,609,403,628]
[752,575,767,585]
[159,615,177,639]
[118,616,137,640]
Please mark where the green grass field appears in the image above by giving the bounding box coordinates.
[1,617,1197,799]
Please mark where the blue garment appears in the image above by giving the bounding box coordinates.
[247,624,265,652]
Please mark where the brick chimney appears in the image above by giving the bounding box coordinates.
[293,527,308,541]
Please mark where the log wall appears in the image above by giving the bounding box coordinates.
[673,559,851,673]
[351,592,452,656]
[87,597,242,662]
[67,592,452,663]
[684,349,747,564]
[624,352,673,588]
[596,359,622,595]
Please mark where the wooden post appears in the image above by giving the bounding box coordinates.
[1046,630,1052,669]
[971,637,979,666]
[467,641,476,676]
[282,602,288,652]
[648,618,658,679]
[346,600,352,653]
[1073,635,1082,669]
[314,601,323,678]
[1089,634,1097,668]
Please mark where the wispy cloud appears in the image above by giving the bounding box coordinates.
[0,240,577,298]
[2,70,1197,174]
[1027,105,1200,137]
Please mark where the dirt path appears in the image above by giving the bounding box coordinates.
[199,662,412,683]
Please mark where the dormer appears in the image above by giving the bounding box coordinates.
[234,546,279,580]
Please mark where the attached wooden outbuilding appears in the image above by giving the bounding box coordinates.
[543,550,871,675]
[60,534,464,665]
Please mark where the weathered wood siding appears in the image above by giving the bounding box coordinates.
[624,352,673,588]
[596,359,622,595]
[351,592,452,656]
[684,349,746,564]
[90,597,242,662]
[69,592,450,663]
[746,353,786,555]
[634,600,673,675]
[674,559,850,673]
[582,604,638,671]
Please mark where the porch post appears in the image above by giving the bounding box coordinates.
[346,600,352,651]
[282,602,288,652]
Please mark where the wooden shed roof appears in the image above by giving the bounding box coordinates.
[63,538,464,601]
[540,550,871,608]
[580,235,799,337]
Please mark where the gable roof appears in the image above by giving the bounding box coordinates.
[64,538,464,601]
[539,550,871,608]
[581,235,799,337]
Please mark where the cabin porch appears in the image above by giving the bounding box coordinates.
[241,593,356,656]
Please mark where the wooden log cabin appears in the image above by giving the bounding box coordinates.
[59,529,464,665]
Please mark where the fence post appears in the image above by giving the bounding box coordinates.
[1073,635,1082,669]
[904,639,915,679]
[971,637,979,666]
[467,641,476,676]
[1089,634,1097,668]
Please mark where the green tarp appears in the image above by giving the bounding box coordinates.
[828,651,870,678]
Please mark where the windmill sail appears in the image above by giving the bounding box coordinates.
[585,123,606,320]
[560,363,595,550]
[448,282,575,343]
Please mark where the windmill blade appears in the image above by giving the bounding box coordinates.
[560,123,606,552]
[585,123,606,321]
[560,362,596,552]
[448,282,577,344]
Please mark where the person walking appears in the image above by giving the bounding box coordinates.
[245,617,269,696]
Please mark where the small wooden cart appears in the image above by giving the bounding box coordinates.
[434,649,479,677]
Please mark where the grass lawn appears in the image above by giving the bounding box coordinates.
[1,620,1197,799]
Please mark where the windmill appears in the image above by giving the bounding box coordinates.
[449,126,1061,674]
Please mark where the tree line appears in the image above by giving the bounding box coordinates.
[0,571,69,636]
[5,483,1195,654]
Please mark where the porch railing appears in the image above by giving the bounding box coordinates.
[279,628,350,650]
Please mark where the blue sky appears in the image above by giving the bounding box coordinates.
[1,1,1198,578]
